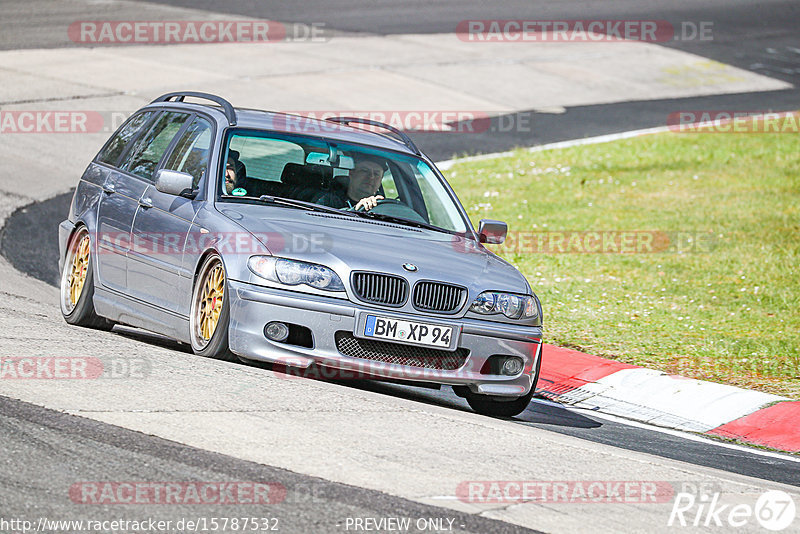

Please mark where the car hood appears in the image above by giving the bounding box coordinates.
[218,204,531,295]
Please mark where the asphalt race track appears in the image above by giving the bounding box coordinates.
[1,1,799,533]
[4,191,800,491]
[0,395,537,534]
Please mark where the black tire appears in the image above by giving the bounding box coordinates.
[465,389,535,417]
[59,227,114,330]
[465,347,543,417]
[189,254,237,362]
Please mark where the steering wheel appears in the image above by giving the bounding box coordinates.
[355,198,429,224]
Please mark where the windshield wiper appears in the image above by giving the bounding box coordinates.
[348,210,449,233]
[238,195,446,231]
[253,195,357,217]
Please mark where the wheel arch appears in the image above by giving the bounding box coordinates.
[192,247,226,287]
[63,221,97,281]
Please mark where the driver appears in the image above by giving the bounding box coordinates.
[313,154,386,211]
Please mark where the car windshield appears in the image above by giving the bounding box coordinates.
[218,130,468,233]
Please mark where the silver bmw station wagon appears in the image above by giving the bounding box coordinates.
[59,92,543,417]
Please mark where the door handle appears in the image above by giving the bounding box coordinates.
[138,197,153,209]
[102,183,116,194]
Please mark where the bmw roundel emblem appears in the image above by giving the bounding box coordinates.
[402,263,418,272]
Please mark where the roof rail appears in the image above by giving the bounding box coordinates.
[151,91,237,126]
[325,116,420,155]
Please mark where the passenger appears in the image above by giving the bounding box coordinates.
[223,153,248,195]
[224,157,238,194]
[313,155,386,211]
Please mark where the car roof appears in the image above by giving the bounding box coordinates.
[146,101,420,156]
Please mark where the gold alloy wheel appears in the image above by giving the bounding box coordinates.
[67,234,91,308]
[197,262,225,342]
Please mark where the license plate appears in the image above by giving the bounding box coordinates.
[363,315,453,349]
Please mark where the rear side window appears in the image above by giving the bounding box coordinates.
[96,111,154,166]
[163,116,213,188]
[121,111,189,181]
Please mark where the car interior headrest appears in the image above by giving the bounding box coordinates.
[281,163,332,186]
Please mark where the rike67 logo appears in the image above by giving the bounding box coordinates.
[668,487,796,531]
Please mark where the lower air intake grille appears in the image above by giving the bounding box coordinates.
[335,332,468,370]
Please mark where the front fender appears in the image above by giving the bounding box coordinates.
[57,219,76,273]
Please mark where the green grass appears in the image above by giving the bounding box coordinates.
[446,131,800,398]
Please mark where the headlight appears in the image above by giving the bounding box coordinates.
[248,256,344,292]
[470,291,539,320]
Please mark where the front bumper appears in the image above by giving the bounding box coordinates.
[228,281,542,397]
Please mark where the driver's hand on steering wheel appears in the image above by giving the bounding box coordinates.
[354,195,384,211]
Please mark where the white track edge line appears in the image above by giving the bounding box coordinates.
[528,398,800,464]
[435,125,670,169]
[435,110,800,169]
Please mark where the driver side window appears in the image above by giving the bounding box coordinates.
[121,111,189,181]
